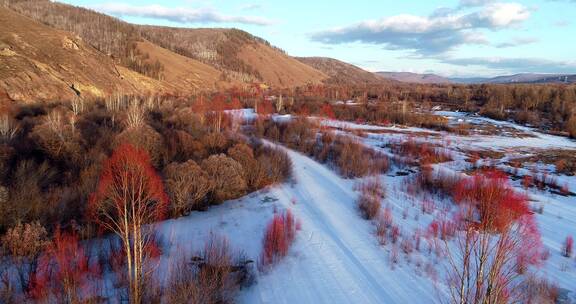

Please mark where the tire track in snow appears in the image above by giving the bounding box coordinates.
[241,142,437,303]
[282,148,397,303]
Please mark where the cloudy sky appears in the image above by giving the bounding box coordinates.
[61,0,576,77]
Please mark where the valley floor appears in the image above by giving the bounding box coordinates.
[154,111,576,303]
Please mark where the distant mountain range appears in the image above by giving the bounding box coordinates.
[375,72,452,84]
[377,72,576,84]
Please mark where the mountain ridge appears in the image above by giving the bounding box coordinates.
[375,72,452,84]
[376,71,576,84]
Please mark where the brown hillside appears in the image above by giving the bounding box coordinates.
[6,0,328,89]
[140,26,327,87]
[238,44,327,87]
[5,0,230,85]
[0,7,176,102]
[296,57,386,85]
[134,40,229,91]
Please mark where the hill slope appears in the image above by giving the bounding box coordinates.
[133,40,226,91]
[296,57,387,85]
[5,0,327,89]
[376,72,452,84]
[0,7,177,102]
[139,26,327,87]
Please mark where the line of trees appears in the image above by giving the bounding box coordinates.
[272,83,576,137]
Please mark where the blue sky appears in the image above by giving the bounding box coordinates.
[61,0,576,77]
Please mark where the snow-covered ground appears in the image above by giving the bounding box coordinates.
[150,111,576,303]
[154,144,439,303]
[320,112,576,298]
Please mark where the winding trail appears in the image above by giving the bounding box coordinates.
[240,146,437,304]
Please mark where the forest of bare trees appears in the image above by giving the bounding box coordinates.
[0,92,296,302]
[276,83,576,137]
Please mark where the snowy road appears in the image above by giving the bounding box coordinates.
[239,147,437,304]
[157,142,437,304]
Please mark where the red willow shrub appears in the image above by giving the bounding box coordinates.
[260,210,298,268]
[320,103,335,120]
[515,215,544,274]
[427,218,457,241]
[355,177,386,199]
[453,169,530,232]
[522,175,533,190]
[412,165,459,198]
[390,226,400,244]
[332,136,389,178]
[563,236,573,258]
[29,228,98,302]
[357,193,381,220]
[421,199,434,214]
[375,207,393,245]
[400,238,414,255]
[356,177,385,220]
[391,138,452,165]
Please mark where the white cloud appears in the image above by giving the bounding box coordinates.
[90,3,274,26]
[495,36,538,48]
[311,2,531,54]
[470,3,530,27]
[458,0,496,7]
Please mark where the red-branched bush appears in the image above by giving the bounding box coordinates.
[358,193,380,220]
[515,215,544,273]
[412,165,459,198]
[261,118,388,179]
[453,170,530,232]
[391,138,452,165]
[356,177,385,220]
[421,199,434,214]
[260,210,298,268]
[400,238,414,255]
[355,177,386,199]
[29,228,97,302]
[376,208,393,245]
[563,236,573,258]
[356,177,386,220]
[321,103,335,119]
[522,175,533,190]
[428,217,457,241]
[391,226,400,244]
